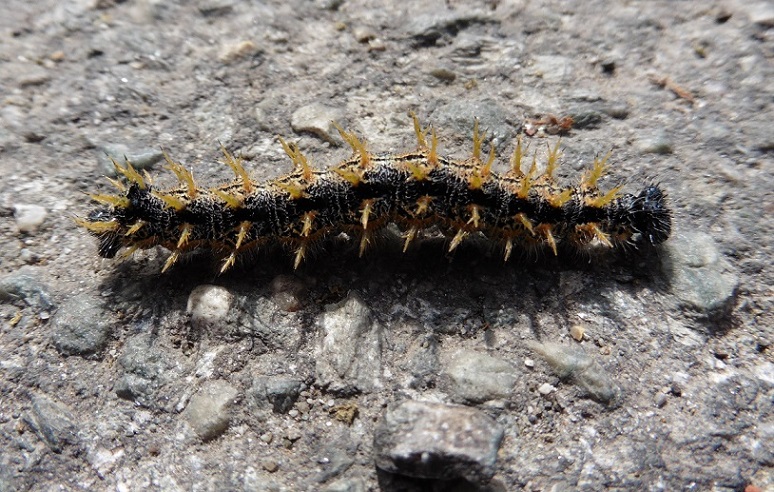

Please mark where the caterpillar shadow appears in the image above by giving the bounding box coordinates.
[99,232,672,333]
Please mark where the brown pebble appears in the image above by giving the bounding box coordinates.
[262,459,279,473]
[331,402,358,425]
[570,325,585,341]
[429,68,456,82]
[272,291,302,312]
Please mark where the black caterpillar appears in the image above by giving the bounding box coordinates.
[77,114,672,272]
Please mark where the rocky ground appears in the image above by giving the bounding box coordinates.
[1,0,772,491]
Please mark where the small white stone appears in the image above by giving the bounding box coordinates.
[290,103,344,144]
[14,204,47,233]
[538,383,557,395]
[184,380,238,441]
[218,40,260,62]
[524,358,535,368]
[186,285,234,329]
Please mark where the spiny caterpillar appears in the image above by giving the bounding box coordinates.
[77,114,672,273]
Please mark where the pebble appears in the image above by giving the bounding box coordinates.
[637,132,674,154]
[655,393,668,408]
[286,429,302,442]
[429,67,456,82]
[270,275,305,312]
[51,293,112,357]
[186,285,234,331]
[315,293,383,394]
[570,325,585,341]
[19,248,38,264]
[664,231,739,319]
[366,38,385,52]
[331,403,358,425]
[373,399,504,484]
[23,394,78,453]
[261,459,279,473]
[538,383,557,395]
[260,432,273,444]
[568,110,603,129]
[218,40,261,63]
[0,267,55,310]
[184,380,238,441]
[13,204,47,233]
[271,289,302,312]
[23,130,45,143]
[14,63,51,87]
[290,103,345,144]
[251,376,303,414]
[524,358,535,368]
[526,341,619,404]
[670,381,684,397]
[599,102,630,119]
[443,349,518,403]
[197,0,236,16]
[97,144,164,177]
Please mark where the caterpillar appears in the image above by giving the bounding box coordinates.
[77,114,672,273]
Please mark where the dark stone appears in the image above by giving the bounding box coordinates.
[374,400,504,484]
[0,268,55,310]
[51,294,111,356]
[23,394,78,454]
[252,376,303,414]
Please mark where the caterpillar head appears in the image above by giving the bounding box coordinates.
[86,208,123,258]
[630,185,671,245]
